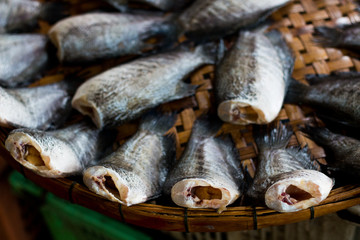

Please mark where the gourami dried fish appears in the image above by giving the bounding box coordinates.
[177,0,291,40]
[105,0,192,11]
[313,23,360,52]
[5,121,112,178]
[215,30,294,125]
[301,126,360,181]
[0,0,67,33]
[285,72,360,128]
[83,111,176,206]
[72,42,217,129]
[163,116,244,213]
[0,78,79,130]
[246,124,333,212]
[0,34,48,88]
[48,12,177,63]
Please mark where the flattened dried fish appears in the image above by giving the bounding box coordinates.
[301,126,360,181]
[5,121,112,178]
[72,43,217,129]
[177,0,291,39]
[163,116,244,213]
[0,78,79,130]
[0,34,48,88]
[0,0,67,33]
[285,72,360,128]
[48,12,177,63]
[215,30,294,125]
[246,124,333,212]
[83,111,176,206]
[313,23,360,52]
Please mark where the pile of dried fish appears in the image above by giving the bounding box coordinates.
[3,0,360,214]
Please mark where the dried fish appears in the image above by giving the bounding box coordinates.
[5,121,112,178]
[105,0,192,11]
[48,12,177,63]
[215,30,294,125]
[0,0,67,33]
[163,116,244,213]
[313,23,360,52]
[0,78,79,130]
[72,42,217,129]
[301,126,360,181]
[83,111,176,206]
[177,0,291,40]
[285,72,360,128]
[0,34,48,88]
[246,124,333,212]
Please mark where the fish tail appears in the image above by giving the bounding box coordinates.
[194,41,219,65]
[139,110,177,135]
[255,122,293,150]
[191,114,223,138]
[284,78,309,104]
[39,2,69,24]
[313,26,342,48]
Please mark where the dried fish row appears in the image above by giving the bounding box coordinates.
[83,111,176,206]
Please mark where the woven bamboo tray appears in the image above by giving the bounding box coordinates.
[1,0,360,232]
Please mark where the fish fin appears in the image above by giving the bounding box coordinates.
[190,114,223,139]
[255,122,293,150]
[172,82,198,101]
[313,26,343,48]
[266,30,295,87]
[284,78,309,104]
[139,110,177,134]
[39,2,70,24]
[285,146,317,170]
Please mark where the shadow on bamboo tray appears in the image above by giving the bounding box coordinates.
[1,0,360,233]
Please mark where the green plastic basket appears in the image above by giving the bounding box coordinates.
[8,171,152,240]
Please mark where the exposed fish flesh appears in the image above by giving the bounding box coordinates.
[83,111,176,206]
[177,0,291,39]
[72,42,217,129]
[105,0,192,11]
[246,123,333,212]
[301,126,360,181]
[163,116,244,213]
[285,72,360,128]
[313,23,360,52]
[0,0,67,33]
[0,34,48,88]
[0,78,79,130]
[5,121,112,178]
[48,12,177,63]
[215,30,294,125]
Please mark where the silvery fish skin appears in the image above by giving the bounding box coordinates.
[285,72,360,128]
[48,12,177,63]
[314,23,360,52]
[163,116,244,213]
[83,111,176,206]
[301,126,360,181]
[0,0,67,33]
[177,0,291,39]
[105,0,192,11]
[0,34,48,88]
[246,124,333,212]
[0,79,76,130]
[72,43,216,129]
[5,121,109,178]
[215,30,294,125]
